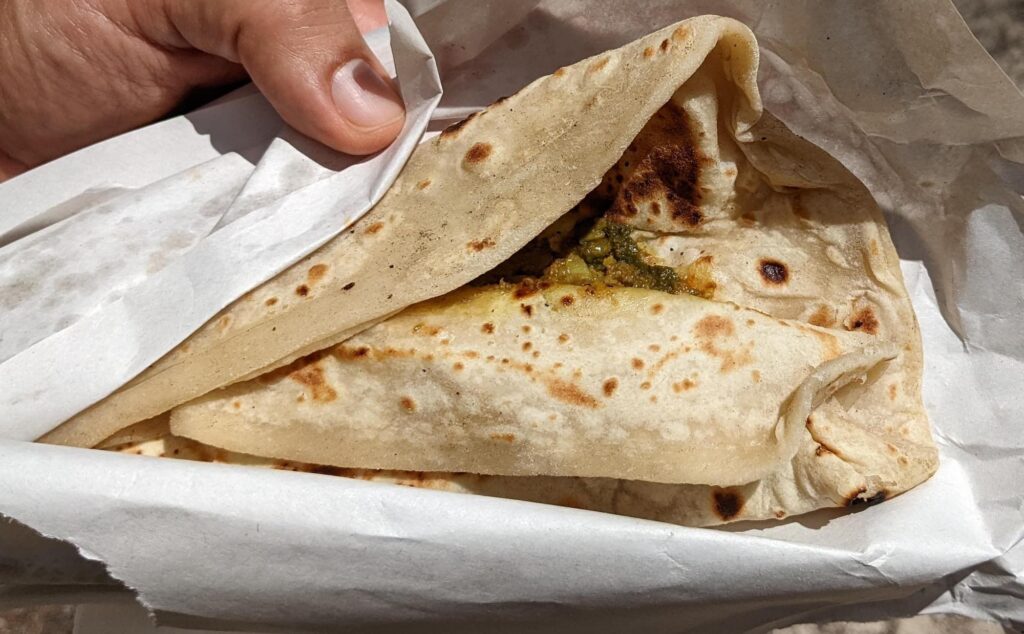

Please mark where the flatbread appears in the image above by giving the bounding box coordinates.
[42,16,761,449]
[170,284,894,485]
[77,14,934,524]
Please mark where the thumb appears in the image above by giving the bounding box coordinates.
[166,0,405,155]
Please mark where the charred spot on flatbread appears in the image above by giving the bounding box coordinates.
[440,112,478,139]
[289,364,337,403]
[608,102,704,228]
[712,488,744,520]
[848,490,887,507]
[464,142,493,164]
[845,306,880,335]
[758,260,788,284]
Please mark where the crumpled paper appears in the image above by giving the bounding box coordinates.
[0,0,441,440]
[1,1,1022,632]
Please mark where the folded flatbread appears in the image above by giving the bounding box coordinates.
[51,15,936,524]
[171,283,895,486]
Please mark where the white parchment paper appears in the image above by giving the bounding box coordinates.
[1,1,1022,632]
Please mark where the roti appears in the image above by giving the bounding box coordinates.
[52,15,935,524]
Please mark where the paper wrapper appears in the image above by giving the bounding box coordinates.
[1,0,1022,631]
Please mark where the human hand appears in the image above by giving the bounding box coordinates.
[0,0,405,180]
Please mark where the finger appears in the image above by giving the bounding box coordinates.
[165,0,404,156]
[346,0,389,34]
[0,149,27,182]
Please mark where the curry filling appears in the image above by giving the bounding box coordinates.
[543,219,682,294]
[477,188,715,298]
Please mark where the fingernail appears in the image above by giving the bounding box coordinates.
[331,59,405,130]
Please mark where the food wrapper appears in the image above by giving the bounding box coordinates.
[1,1,1022,631]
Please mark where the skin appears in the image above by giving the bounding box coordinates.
[0,0,403,181]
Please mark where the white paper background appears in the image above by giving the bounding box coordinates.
[1,1,1022,632]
